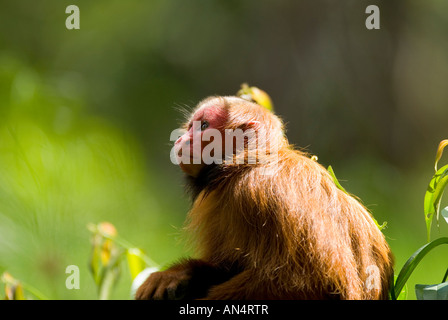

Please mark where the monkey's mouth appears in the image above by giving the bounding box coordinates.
[176,144,202,160]
[176,149,195,160]
[176,150,202,166]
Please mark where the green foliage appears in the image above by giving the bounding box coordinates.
[392,275,408,300]
[425,140,448,242]
[391,237,448,300]
[434,140,448,172]
[237,83,274,111]
[425,164,448,241]
[2,222,159,300]
[390,139,448,300]
[1,272,49,300]
[87,222,158,300]
[327,165,348,194]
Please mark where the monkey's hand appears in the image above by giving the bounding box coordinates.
[135,259,236,300]
[135,267,191,300]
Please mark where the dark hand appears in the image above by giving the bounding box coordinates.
[135,268,191,300]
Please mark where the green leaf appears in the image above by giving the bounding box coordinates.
[394,237,448,298]
[396,282,408,300]
[237,83,274,111]
[390,274,407,300]
[89,242,102,285]
[415,282,448,300]
[97,248,124,300]
[2,272,25,300]
[434,139,448,172]
[126,248,147,280]
[327,165,348,194]
[1,272,48,300]
[424,164,448,242]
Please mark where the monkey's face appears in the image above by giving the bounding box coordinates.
[175,101,228,177]
[173,96,279,177]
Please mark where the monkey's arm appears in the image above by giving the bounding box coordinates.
[135,259,237,300]
[203,270,288,300]
[201,270,264,300]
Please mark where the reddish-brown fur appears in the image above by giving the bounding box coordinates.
[136,96,394,300]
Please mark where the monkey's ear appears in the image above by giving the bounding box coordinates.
[246,120,261,130]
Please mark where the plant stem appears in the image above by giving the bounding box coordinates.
[97,229,159,268]
[393,237,448,299]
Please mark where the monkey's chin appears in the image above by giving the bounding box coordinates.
[179,162,204,178]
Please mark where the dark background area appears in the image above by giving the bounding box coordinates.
[0,0,447,299]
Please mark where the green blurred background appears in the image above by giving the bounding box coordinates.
[0,0,447,299]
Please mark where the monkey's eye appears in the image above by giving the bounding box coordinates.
[201,121,209,131]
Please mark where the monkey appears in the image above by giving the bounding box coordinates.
[135,96,394,300]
